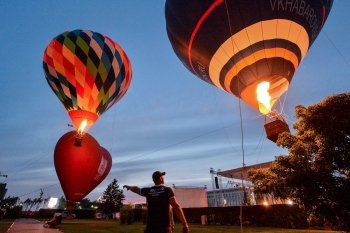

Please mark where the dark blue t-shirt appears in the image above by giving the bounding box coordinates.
[141,185,174,230]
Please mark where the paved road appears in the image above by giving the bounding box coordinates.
[6,218,61,233]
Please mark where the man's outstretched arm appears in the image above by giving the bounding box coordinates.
[123,185,141,195]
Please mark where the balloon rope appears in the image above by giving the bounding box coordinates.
[323,30,350,70]
[224,1,245,232]
[280,89,289,118]
[238,87,246,233]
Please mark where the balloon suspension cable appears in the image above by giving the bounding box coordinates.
[74,130,85,147]
[74,134,83,147]
[224,1,245,232]
[264,107,288,125]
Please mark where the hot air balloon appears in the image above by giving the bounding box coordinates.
[54,131,112,210]
[165,0,333,141]
[43,29,132,131]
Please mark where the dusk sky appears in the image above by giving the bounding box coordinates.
[1,1,349,204]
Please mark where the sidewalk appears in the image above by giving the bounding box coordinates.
[6,218,61,233]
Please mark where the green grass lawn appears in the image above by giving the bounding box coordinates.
[55,220,340,233]
[0,219,14,233]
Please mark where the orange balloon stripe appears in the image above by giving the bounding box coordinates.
[223,48,299,93]
[209,19,309,90]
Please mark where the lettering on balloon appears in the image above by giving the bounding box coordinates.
[196,61,211,82]
[94,157,108,180]
[270,0,320,41]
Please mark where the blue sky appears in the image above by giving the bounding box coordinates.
[0,1,349,203]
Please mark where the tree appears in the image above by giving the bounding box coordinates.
[34,189,44,211]
[23,198,32,211]
[99,179,125,214]
[0,196,19,208]
[57,196,66,209]
[249,93,350,231]
[79,198,92,209]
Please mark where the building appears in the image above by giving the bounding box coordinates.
[207,187,255,207]
[207,167,258,207]
[173,186,208,208]
[209,162,289,206]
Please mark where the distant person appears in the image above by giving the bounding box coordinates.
[124,171,189,233]
[0,208,6,219]
[43,212,62,228]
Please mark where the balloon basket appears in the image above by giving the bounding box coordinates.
[74,133,84,147]
[264,113,290,143]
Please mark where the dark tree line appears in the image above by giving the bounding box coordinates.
[0,178,125,217]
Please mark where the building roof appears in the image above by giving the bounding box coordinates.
[217,161,273,181]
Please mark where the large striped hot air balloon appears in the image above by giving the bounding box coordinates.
[43,30,132,130]
[165,0,333,115]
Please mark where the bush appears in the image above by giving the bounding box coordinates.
[4,206,22,219]
[120,205,134,225]
[181,205,308,228]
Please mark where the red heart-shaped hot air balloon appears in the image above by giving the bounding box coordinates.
[54,131,111,203]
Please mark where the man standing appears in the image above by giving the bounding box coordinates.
[124,171,190,233]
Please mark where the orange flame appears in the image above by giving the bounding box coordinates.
[78,119,88,134]
[257,81,272,115]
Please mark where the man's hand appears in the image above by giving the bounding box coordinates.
[182,226,190,233]
[122,185,141,195]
